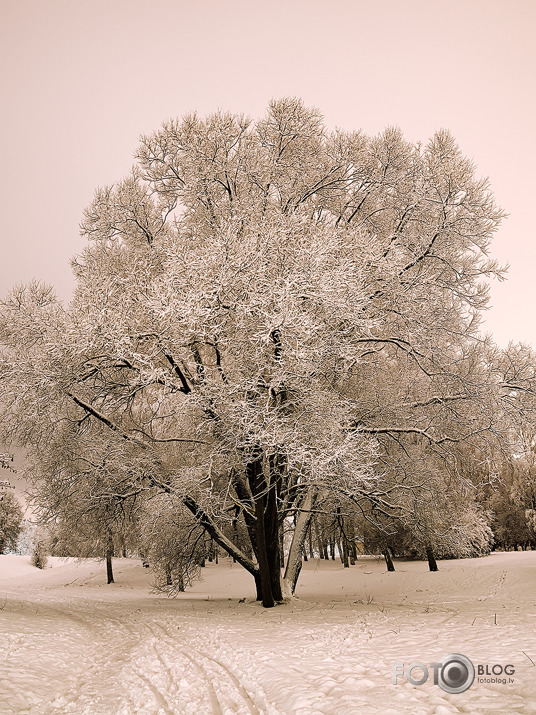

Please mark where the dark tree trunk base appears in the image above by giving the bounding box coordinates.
[383,549,395,572]
[106,553,114,583]
[426,545,438,572]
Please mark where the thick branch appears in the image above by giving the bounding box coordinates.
[161,350,192,394]
[67,392,152,451]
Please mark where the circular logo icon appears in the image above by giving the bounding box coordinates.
[437,653,475,694]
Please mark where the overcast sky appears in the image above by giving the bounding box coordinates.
[1,0,535,488]
[2,0,535,343]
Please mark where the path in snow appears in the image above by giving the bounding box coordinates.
[0,553,535,714]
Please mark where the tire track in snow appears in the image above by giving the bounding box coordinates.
[150,621,227,714]
[115,620,189,714]
[144,620,225,714]
[151,620,260,714]
[190,647,259,715]
[132,667,175,715]
[181,650,223,714]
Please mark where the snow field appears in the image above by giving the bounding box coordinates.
[0,552,535,714]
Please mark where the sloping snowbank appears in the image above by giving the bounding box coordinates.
[0,552,534,713]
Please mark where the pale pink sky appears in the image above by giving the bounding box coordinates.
[0,0,535,353]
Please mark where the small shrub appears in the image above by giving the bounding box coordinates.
[31,540,48,569]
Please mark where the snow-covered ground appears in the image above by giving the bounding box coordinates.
[0,552,534,714]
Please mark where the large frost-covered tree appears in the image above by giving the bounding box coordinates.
[0,98,515,606]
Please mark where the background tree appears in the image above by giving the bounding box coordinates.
[30,526,49,569]
[477,346,536,550]
[139,493,205,593]
[29,426,142,583]
[480,460,536,551]
[0,490,24,555]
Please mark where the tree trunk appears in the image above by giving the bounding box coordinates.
[254,571,263,601]
[308,521,314,560]
[282,488,317,597]
[105,531,114,584]
[254,496,275,607]
[247,451,275,608]
[383,548,395,571]
[313,518,326,559]
[425,544,438,572]
[341,539,350,568]
[265,469,283,602]
[337,507,350,567]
